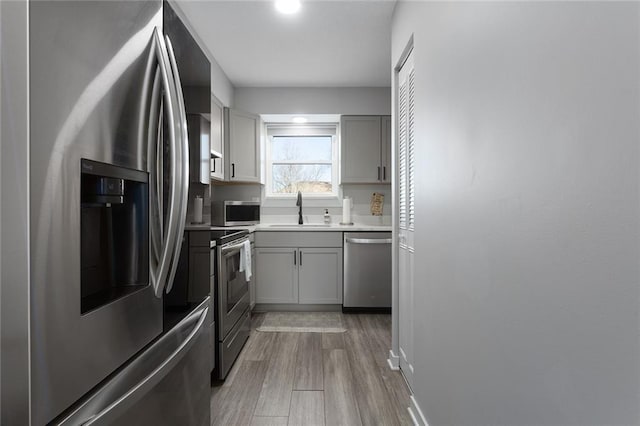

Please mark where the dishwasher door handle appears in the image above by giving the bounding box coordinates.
[345,238,393,245]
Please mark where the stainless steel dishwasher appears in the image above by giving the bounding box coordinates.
[343,232,392,311]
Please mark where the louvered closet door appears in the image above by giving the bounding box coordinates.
[397,48,415,389]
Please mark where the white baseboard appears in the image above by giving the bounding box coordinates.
[408,395,429,426]
[387,350,400,370]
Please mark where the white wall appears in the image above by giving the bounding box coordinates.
[209,58,234,107]
[392,2,639,425]
[234,87,390,115]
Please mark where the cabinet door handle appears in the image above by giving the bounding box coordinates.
[383,166,386,181]
[232,163,235,178]
[212,158,216,173]
[377,166,381,181]
[293,250,296,265]
[299,250,302,266]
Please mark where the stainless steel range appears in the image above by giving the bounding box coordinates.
[210,230,252,379]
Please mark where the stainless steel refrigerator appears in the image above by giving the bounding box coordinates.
[27,1,211,424]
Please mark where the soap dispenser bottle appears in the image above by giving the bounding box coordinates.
[324,209,331,225]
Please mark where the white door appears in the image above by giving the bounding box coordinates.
[397,48,416,388]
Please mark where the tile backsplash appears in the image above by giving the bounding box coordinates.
[209,182,391,225]
[186,183,211,225]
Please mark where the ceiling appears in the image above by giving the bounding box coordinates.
[178,0,395,88]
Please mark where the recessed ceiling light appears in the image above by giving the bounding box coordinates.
[275,0,301,15]
[292,116,307,124]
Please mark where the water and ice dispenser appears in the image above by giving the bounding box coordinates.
[80,159,149,314]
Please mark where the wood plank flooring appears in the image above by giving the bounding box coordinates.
[211,313,412,426]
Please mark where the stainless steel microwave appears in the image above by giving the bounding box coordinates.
[212,201,260,226]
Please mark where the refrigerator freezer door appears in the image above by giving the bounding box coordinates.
[55,299,211,426]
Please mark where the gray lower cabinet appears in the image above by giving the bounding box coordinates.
[298,248,343,304]
[188,246,211,303]
[255,245,343,304]
[255,247,299,303]
[250,244,256,308]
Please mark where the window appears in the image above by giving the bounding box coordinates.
[266,124,338,197]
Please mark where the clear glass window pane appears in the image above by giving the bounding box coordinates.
[272,136,332,162]
[272,164,332,194]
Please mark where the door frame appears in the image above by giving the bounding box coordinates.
[389,35,415,371]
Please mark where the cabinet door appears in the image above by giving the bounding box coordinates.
[188,114,210,184]
[226,108,260,183]
[340,116,382,183]
[249,245,256,308]
[188,247,211,303]
[255,247,298,303]
[298,248,343,304]
[210,95,224,181]
[381,115,392,183]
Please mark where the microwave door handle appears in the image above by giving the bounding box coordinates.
[149,27,182,298]
[163,34,189,295]
[79,305,209,426]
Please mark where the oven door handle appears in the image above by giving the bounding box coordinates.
[221,239,249,256]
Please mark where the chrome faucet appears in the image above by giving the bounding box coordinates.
[296,191,303,225]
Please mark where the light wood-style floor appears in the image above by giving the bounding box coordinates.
[211,313,413,426]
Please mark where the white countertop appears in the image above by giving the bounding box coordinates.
[184,223,391,232]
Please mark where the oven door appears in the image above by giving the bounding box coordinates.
[217,238,250,339]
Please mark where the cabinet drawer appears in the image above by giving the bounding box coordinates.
[189,231,210,247]
[255,231,342,248]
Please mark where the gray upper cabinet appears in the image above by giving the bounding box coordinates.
[210,95,224,181]
[340,115,391,184]
[224,107,261,183]
[187,114,211,185]
[381,115,392,183]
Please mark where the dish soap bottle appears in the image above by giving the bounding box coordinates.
[324,209,331,225]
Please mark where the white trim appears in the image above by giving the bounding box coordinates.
[266,123,338,136]
[264,126,340,198]
[408,395,429,426]
[387,349,400,370]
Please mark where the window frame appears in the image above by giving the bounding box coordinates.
[265,124,340,200]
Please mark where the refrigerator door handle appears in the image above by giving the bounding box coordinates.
[149,28,183,298]
[148,68,164,265]
[163,34,189,295]
[78,305,209,426]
